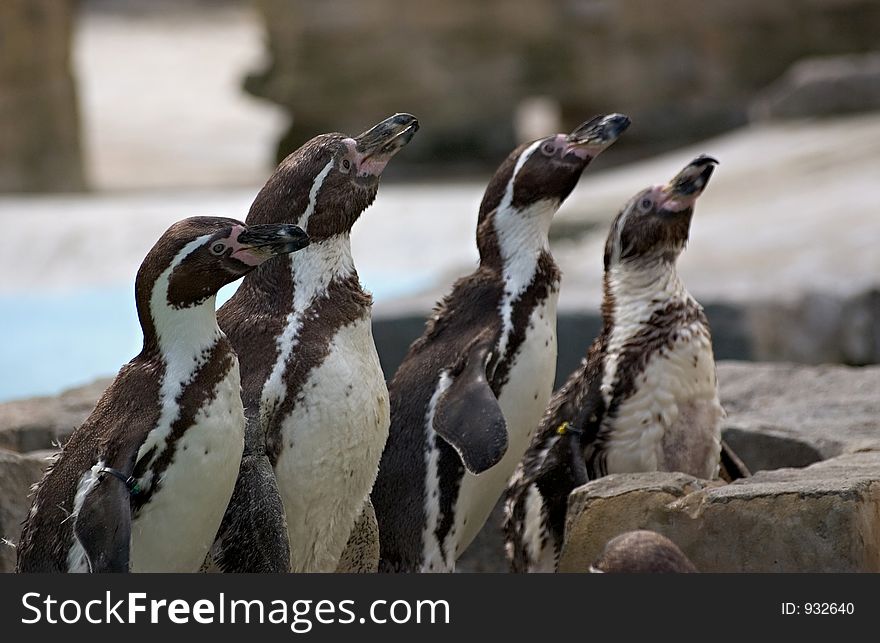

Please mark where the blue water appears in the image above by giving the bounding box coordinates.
[0,272,431,402]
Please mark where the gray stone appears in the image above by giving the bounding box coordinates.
[718,362,880,471]
[841,289,880,366]
[744,290,880,366]
[0,378,109,453]
[751,53,880,121]
[559,453,880,573]
[0,448,56,573]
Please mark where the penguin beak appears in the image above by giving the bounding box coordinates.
[353,113,420,175]
[659,154,719,211]
[234,224,310,263]
[565,113,631,153]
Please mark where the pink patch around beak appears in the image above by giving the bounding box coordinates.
[357,155,391,177]
[227,226,269,267]
[659,190,697,212]
[563,133,602,160]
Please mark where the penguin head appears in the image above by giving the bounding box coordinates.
[477,114,629,259]
[591,530,698,573]
[604,154,718,270]
[513,113,631,203]
[137,217,309,311]
[247,113,419,241]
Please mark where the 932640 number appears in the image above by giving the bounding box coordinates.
[782,602,854,615]
[805,603,854,615]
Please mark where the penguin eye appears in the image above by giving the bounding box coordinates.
[340,158,352,173]
[638,197,653,212]
[210,242,227,256]
[541,142,556,156]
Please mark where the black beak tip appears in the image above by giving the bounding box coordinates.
[238,224,310,254]
[393,112,419,129]
[607,113,632,135]
[691,154,719,167]
[670,154,719,198]
[381,112,419,136]
[279,236,310,254]
[356,113,420,153]
[285,225,310,250]
[571,112,632,143]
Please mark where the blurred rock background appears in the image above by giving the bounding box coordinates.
[0,0,879,572]
[249,0,880,170]
[0,0,84,191]
[5,0,880,190]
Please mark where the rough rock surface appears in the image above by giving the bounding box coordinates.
[718,362,880,472]
[0,0,85,191]
[744,289,880,367]
[0,378,110,453]
[559,453,880,573]
[0,448,56,573]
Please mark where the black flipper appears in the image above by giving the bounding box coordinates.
[212,453,291,573]
[531,395,604,543]
[719,439,750,482]
[567,389,607,486]
[568,350,609,480]
[433,334,508,475]
[73,473,131,573]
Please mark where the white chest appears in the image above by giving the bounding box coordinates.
[452,290,559,557]
[273,315,390,572]
[602,326,723,478]
[129,362,245,572]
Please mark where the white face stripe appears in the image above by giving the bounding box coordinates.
[493,140,558,367]
[148,232,214,324]
[297,159,335,229]
[610,210,630,266]
[499,140,542,214]
[258,158,342,422]
[137,233,224,483]
[149,233,211,300]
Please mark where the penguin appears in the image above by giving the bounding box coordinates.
[504,155,735,573]
[334,498,380,573]
[372,113,631,572]
[210,113,419,573]
[15,218,309,572]
[590,530,698,573]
